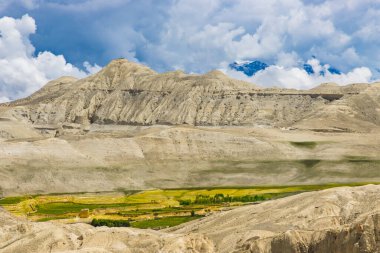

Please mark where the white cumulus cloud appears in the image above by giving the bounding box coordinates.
[223,58,373,90]
[0,14,99,102]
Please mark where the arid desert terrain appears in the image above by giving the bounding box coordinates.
[0,59,379,252]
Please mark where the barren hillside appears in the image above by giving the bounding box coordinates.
[0,59,379,196]
[2,59,380,131]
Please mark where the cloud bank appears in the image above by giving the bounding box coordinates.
[0,15,99,102]
[223,58,373,89]
[0,0,380,100]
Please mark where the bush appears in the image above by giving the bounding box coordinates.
[192,194,266,204]
[91,218,130,227]
[179,199,191,205]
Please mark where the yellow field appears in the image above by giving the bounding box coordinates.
[0,183,376,229]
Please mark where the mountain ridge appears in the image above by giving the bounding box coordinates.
[2,58,379,132]
[0,59,379,196]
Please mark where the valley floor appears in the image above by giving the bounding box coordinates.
[0,183,376,229]
[1,184,379,253]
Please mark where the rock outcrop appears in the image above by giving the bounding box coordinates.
[169,184,380,253]
[0,207,215,253]
[3,59,380,132]
[0,59,379,196]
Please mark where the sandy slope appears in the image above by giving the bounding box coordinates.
[169,184,380,252]
[0,124,379,196]
[0,59,379,195]
[1,185,379,252]
[0,208,214,253]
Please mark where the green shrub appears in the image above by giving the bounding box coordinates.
[179,199,191,205]
[91,218,130,227]
[192,194,266,205]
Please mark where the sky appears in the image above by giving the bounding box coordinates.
[0,0,380,101]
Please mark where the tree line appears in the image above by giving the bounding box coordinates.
[179,193,267,205]
[91,218,130,227]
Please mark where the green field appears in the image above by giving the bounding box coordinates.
[0,183,377,230]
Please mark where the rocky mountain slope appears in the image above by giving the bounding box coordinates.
[170,184,380,253]
[0,59,379,252]
[0,59,379,196]
[0,206,214,253]
[2,58,380,132]
[1,185,379,253]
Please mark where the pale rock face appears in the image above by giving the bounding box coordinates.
[0,60,380,252]
[0,59,379,196]
[168,185,380,253]
[0,207,215,253]
[3,58,379,131]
